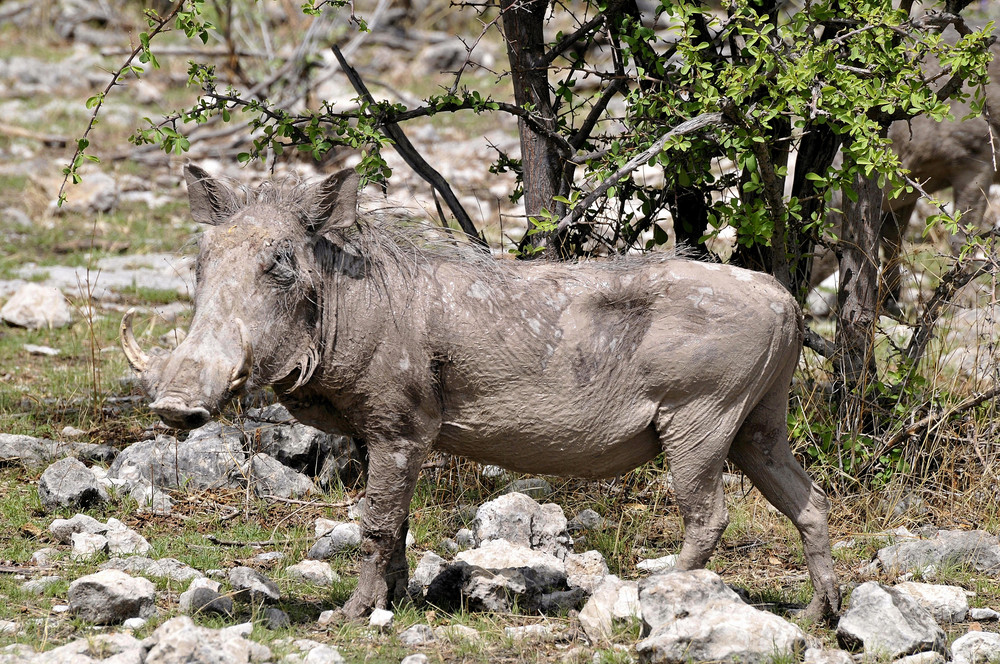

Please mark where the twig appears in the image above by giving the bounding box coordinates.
[331,45,488,250]
[257,494,356,507]
[551,112,727,236]
[878,385,1000,452]
[903,248,993,366]
[804,326,837,358]
[0,123,69,148]
[57,0,185,205]
[205,534,283,547]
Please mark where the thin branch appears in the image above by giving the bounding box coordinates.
[903,249,992,365]
[58,0,185,204]
[543,5,618,65]
[804,326,837,358]
[551,112,727,237]
[569,78,627,151]
[872,384,1000,462]
[331,45,488,250]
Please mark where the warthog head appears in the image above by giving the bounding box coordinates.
[121,165,360,429]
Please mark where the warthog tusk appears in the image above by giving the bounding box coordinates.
[229,318,253,393]
[120,308,150,373]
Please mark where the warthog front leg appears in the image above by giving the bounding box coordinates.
[342,433,434,619]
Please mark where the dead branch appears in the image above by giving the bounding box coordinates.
[903,248,993,366]
[331,45,488,250]
[804,326,838,358]
[551,111,727,236]
[880,384,1000,452]
[0,123,69,148]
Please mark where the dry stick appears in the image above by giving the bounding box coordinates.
[903,255,991,367]
[552,112,727,236]
[330,45,488,250]
[0,123,69,147]
[875,384,1000,457]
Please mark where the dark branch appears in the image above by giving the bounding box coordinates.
[331,45,488,250]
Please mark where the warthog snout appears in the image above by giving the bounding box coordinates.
[148,397,211,429]
[120,309,254,430]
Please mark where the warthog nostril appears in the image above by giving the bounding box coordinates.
[149,397,211,430]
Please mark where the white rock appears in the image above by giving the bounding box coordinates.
[638,569,806,664]
[21,576,62,594]
[71,531,109,560]
[223,621,254,638]
[895,652,945,664]
[894,581,969,623]
[637,554,679,573]
[1,283,72,329]
[952,631,1000,664]
[504,624,557,642]
[315,518,338,538]
[578,575,641,642]
[804,647,855,664]
[400,655,428,664]
[455,538,566,587]
[122,617,147,630]
[434,624,481,643]
[368,608,393,630]
[969,607,1000,621]
[68,569,156,624]
[565,550,609,593]
[286,559,338,586]
[31,547,59,566]
[106,528,151,556]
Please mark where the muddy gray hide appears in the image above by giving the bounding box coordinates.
[122,164,840,621]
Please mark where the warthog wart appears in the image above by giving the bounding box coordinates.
[122,165,840,620]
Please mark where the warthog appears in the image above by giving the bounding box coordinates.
[813,41,1000,305]
[122,165,840,620]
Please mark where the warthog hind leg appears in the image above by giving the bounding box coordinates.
[729,386,840,620]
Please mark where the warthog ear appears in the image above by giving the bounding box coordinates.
[307,168,360,234]
[185,164,237,225]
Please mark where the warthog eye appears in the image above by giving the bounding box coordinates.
[264,242,297,287]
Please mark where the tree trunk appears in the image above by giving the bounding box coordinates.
[501,0,563,253]
[835,170,882,437]
[789,123,841,298]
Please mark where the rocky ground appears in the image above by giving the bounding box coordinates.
[3,1,1000,663]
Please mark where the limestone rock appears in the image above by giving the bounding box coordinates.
[952,631,1000,664]
[578,575,641,643]
[307,522,361,559]
[1,283,72,329]
[109,424,245,491]
[836,581,946,658]
[143,616,272,663]
[100,556,203,583]
[876,530,1000,575]
[68,569,156,624]
[286,559,338,586]
[37,457,107,511]
[229,566,280,603]
[242,452,314,499]
[637,569,806,664]
[472,492,572,558]
[179,578,233,618]
[49,513,106,543]
[399,624,435,646]
[894,581,969,623]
